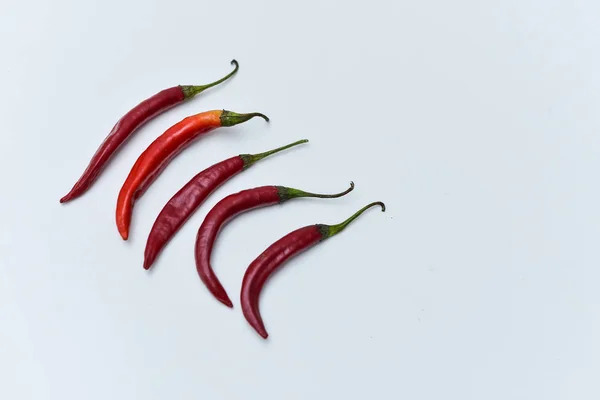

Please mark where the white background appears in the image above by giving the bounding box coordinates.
[1,0,599,399]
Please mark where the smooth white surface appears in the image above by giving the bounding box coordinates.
[1,0,600,398]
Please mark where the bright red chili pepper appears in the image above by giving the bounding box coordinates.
[142,139,309,269]
[194,182,355,307]
[115,109,269,240]
[240,201,386,339]
[195,182,354,307]
[60,60,239,204]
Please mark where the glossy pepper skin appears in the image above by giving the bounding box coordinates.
[241,202,386,339]
[60,60,239,203]
[142,139,309,270]
[195,182,355,308]
[116,109,269,240]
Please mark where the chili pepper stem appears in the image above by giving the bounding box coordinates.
[277,181,355,202]
[319,201,386,239]
[220,111,269,127]
[180,60,239,99]
[241,139,308,168]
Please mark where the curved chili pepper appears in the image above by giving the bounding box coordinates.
[116,109,269,240]
[142,139,309,269]
[194,182,355,307]
[240,201,386,339]
[60,60,239,204]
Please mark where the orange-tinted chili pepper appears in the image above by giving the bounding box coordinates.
[60,60,239,203]
[142,139,310,270]
[116,109,269,240]
[194,182,355,307]
[241,202,385,339]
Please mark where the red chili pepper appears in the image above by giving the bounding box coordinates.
[116,109,269,240]
[240,201,386,339]
[143,139,309,269]
[195,182,355,307]
[60,60,239,204]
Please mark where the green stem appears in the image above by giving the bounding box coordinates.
[240,139,309,168]
[181,59,239,99]
[220,111,269,127]
[277,182,355,202]
[319,201,386,239]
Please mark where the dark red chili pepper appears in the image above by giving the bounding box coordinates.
[116,109,269,240]
[60,60,239,204]
[143,139,309,269]
[240,201,386,339]
[195,182,355,307]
